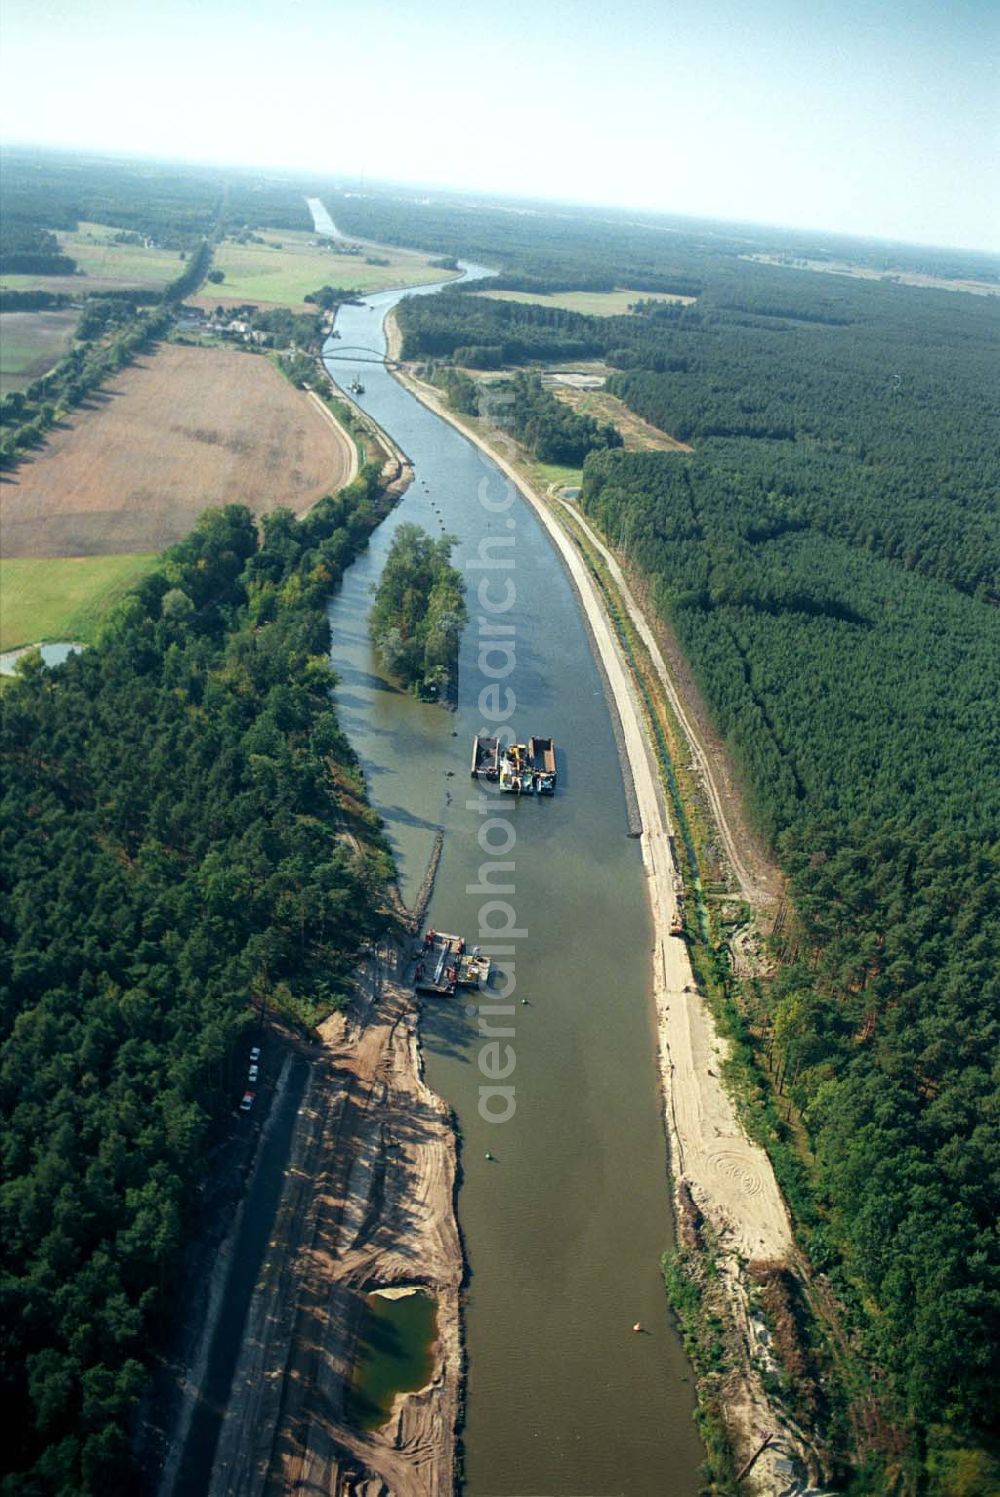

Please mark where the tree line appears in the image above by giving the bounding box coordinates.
[0,224,77,277]
[0,241,216,469]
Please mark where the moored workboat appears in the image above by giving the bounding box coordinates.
[469,733,559,794]
[414,929,463,994]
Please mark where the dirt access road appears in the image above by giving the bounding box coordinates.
[161,944,461,1497]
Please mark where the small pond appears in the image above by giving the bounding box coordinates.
[346,1289,438,1430]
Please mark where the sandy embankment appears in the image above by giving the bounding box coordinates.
[205,941,462,1497]
[387,319,804,1488]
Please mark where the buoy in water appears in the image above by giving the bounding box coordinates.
[485,1151,494,1160]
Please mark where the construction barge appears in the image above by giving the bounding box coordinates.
[470,735,557,795]
[414,930,492,995]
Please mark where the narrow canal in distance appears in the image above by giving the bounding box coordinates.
[323,261,702,1494]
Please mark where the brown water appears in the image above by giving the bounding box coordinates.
[323,270,702,1495]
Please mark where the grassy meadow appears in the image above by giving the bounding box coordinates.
[0,222,183,295]
[201,229,458,307]
[0,554,158,650]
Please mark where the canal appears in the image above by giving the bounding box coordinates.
[322,256,702,1494]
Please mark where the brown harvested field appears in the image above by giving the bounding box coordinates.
[1,344,355,558]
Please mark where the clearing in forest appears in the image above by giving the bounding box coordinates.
[0,342,354,560]
[550,384,693,452]
[472,287,696,315]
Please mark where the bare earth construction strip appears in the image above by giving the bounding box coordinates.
[199,945,461,1497]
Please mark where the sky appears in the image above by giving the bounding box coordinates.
[1,0,998,252]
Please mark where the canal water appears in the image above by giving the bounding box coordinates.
[322,266,702,1494]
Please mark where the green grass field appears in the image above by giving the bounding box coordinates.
[0,309,80,394]
[1,222,182,295]
[0,554,158,651]
[201,229,457,307]
[472,288,696,316]
[60,222,182,286]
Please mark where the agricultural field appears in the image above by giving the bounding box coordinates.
[193,228,458,309]
[0,342,354,559]
[0,554,157,651]
[0,221,183,295]
[0,308,79,394]
[472,287,696,315]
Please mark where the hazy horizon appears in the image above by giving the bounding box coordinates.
[1,0,998,254]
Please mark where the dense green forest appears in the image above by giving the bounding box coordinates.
[329,185,1000,291]
[399,287,609,365]
[581,447,1000,1487]
[397,276,999,600]
[0,224,77,277]
[2,155,998,1489]
[0,149,312,249]
[0,469,395,1493]
[370,523,467,700]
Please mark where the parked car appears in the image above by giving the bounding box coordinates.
[248,1064,259,1082]
[239,1091,256,1112]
